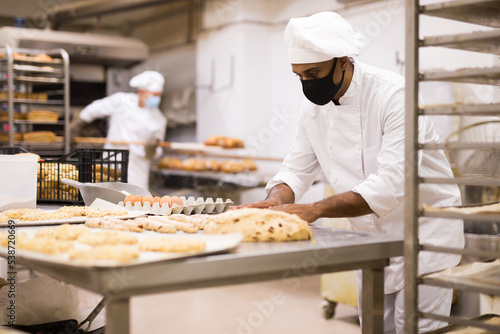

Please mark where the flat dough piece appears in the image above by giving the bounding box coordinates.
[146,216,198,233]
[69,245,139,261]
[86,217,144,232]
[34,224,90,240]
[204,208,312,242]
[166,214,213,230]
[139,236,205,253]
[20,238,74,255]
[134,218,177,234]
[0,232,28,247]
[77,231,139,246]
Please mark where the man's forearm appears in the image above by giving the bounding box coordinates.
[266,183,295,206]
[312,191,373,218]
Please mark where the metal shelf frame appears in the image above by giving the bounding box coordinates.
[422,29,500,55]
[419,103,500,116]
[0,99,65,106]
[405,0,500,333]
[421,0,500,28]
[421,66,500,85]
[1,44,70,154]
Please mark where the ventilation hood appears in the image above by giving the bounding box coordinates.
[0,27,148,67]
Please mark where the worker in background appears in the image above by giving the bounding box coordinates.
[71,70,167,190]
[239,12,464,333]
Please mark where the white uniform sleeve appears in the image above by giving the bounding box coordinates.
[79,93,123,123]
[352,88,407,218]
[265,106,321,202]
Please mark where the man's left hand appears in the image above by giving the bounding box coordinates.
[270,203,319,224]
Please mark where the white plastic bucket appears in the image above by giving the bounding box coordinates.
[0,154,38,211]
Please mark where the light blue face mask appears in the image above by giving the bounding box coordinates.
[145,95,161,108]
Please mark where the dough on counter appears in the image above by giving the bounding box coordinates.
[166,214,213,230]
[69,245,139,261]
[85,217,145,232]
[144,216,198,233]
[20,238,74,255]
[139,236,206,253]
[204,208,312,242]
[134,218,177,234]
[77,230,139,246]
[34,224,90,240]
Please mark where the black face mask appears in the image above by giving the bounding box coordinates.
[300,58,345,106]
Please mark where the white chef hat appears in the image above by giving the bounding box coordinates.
[284,11,366,64]
[129,71,165,92]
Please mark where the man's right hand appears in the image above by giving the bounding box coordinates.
[230,183,295,210]
[230,200,279,210]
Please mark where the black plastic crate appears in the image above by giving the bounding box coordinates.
[38,148,129,204]
[0,147,129,204]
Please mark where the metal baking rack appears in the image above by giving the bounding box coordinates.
[0,44,70,155]
[405,0,500,332]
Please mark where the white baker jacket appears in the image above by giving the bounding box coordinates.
[267,61,464,294]
[79,92,167,190]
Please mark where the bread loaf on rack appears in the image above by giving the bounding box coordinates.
[27,110,58,122]
[23,131,57,142]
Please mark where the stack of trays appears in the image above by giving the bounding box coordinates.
[118,196,234,215]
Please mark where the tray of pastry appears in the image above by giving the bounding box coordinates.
[0,207,146,227]
[0,224,243,268]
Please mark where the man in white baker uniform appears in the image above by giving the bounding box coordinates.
[242,12,464,333]
[74,71,167,190]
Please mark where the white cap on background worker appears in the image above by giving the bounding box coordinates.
[129,70,165,93]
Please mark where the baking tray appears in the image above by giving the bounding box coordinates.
[0,210,146,227]
[0,226,243,268]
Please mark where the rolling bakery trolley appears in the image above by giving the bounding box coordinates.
[0,44,70,155]
[405,0,500,332]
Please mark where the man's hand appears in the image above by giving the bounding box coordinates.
[230,183,295,210]
[271,203,320,223]
[230,199,279,210]
[145,138,159,160]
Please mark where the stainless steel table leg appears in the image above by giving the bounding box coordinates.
[361,267,384,334]
[106,297,130,334]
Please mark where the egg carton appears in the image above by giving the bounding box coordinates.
[118,196,234,215]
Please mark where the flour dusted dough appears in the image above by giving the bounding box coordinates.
[134,218,177,234]
[164,214,212,230]
[139,236,206,253]
[69,245,139,261]
[77,230,139,246]
[204,208,312,242]
[145,216,198,233]
[34,224,90,240]
[20,238,74,255]
[85,217,145,232]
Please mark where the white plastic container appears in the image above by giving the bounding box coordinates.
[0,154,38,211]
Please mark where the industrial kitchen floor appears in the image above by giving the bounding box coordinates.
[77,274,361,334]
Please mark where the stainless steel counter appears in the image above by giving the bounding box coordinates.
[8,226,403,334]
